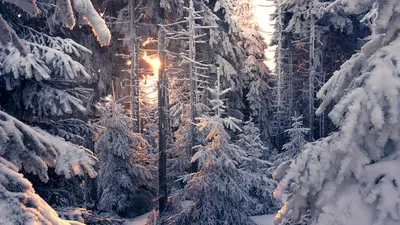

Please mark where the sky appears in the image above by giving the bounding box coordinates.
[252,0,276,71]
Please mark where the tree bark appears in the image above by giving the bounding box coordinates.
[157,27,169,214]
[130,2,141,133]
[188,0,198,173]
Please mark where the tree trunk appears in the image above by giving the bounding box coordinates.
[188,0,198,173]
[130,2,141,133]
[308,8,316,140]
[157,27,169,214]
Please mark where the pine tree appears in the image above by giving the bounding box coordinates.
[237,119,279,215]
[0,0,109,223]
[269,0,369,146]
[169,68,256,225]
[234,0,272,142]
[0,156,86,225]
[269,0,294,146]
[275,114,309,165]
[274,1,400,225]
[0,102,97,224]
[163,0,215,188]
[94,95,154,217]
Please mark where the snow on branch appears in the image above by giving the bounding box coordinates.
[0,29,93,90]
[21,82,90,119]
[24,40,90,80]
[72,0,111,46]
[3,0,39,16]
[274,2,400,224]
[0,110,96,182]
[3,0,111,46]
[0,15,28,55]
[0,156,84,225]
[34,128,97,179]
[0,43,51,89]
[56,0,76,29]
[20,26,92,58]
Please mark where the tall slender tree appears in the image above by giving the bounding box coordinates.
[94,92,153,217]
[157,26,169,214]
[169,68,256,225]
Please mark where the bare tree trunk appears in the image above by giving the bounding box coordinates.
[157,27,169,214]
[188,0,198,173]
[130,2,141,133]
[85,135,98,210]
[308,8,316,140]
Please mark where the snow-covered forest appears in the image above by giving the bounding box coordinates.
[0,0,398,224]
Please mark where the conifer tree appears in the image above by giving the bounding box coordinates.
[269,0,369,146]
[234,0,271,140]
[274,1,400,225]
[237,119,279,215]
[163,0,215,185]
[0,0,111,222]
[275,114,309,165]
[169,68,256,225]
[94,94,154,217]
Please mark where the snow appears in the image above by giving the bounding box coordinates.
[73,0,111,46]
[3,0,39,16]
[123,213,150,225]
[57,0,75,28]
[123,212,276,225]
[0,156,84,225]
[250,214,276,225]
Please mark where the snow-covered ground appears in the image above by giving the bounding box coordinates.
[124,213,275,225]
[251,214,275,225]
[123,212,150,225]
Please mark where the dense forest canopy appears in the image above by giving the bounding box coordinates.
[0,0,398,225]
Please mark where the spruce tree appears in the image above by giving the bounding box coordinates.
[169,68,256,225]
[94,95,154,217]
[0,0,109,222]
[237,119,279,215]
[275,114,309,165]
[274,1,400,225]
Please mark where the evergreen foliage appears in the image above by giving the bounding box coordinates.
[269,0,369,146]
[237,120,279,215]
[275,114,309,165]
[274,1,400,225]
[94,96,154,217]
[169,69,257,225]
[0,0,109,223]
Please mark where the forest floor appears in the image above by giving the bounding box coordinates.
[123,213,276,225]
[123,212,150,225]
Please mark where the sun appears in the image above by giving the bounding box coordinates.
[142,52,161,72]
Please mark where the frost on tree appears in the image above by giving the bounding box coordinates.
[274,114,309,165]
[1,0,110,46]
[94,97,154,216]
[0,0,110,123]
[169,69,256,225]
[269,0,368,145]
[161,0,216,184]
[0,157,84,225]
[0,0,106,223]
[274,1,400,225]
[234,0,271,141]
[0,110,96,182]
[237,120,279,215]
[0,111,96,224]
[200,0,253,123]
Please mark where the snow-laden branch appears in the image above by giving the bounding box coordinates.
[0,110,96,182]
